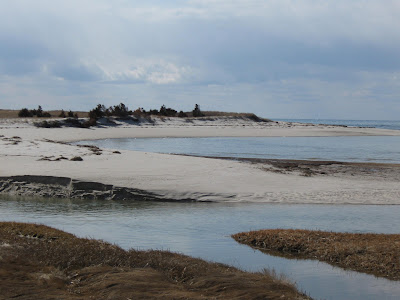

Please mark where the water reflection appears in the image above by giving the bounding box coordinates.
[1,197,400,300]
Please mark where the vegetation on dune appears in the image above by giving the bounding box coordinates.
[0,222,308,299]
[58,110,78,118]
[18,105,51,118]
[10,103,270,128]
[192,103,204,117]
[88,103,204,120]
[34,120,62,128]
[16,106,82,120]
[232,229,400,280]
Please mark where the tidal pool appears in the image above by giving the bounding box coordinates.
[1,197,400,300]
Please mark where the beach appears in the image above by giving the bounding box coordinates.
[1,116,400,204]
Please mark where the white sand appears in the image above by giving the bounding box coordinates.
[1,117,400,204]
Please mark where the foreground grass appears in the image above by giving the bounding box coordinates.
[232,229,400,280]
[0,222,308,299]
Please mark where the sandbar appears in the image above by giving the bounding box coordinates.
[1,117,399,204]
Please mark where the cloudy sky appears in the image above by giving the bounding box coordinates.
[1,1,399,119]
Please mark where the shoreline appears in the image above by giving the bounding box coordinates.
[1,117,400,204]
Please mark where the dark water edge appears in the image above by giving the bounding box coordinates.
[1,197,400,300]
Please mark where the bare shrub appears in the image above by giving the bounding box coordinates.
[34,120,61,128]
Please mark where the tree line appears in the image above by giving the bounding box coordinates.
[18,103,205,128]
[18,106,78,118]
[18,103,204,119]
[88,103,204,120]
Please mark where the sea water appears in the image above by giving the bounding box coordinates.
[276,119,400,131]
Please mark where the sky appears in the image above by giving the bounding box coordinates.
[0,0,399,120]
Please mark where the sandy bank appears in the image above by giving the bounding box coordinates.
[1,117,399,204]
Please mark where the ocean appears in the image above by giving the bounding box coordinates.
[275,118,400,130]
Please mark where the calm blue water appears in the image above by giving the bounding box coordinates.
[1,198,400,300]
[276,119,400,131]
[78,136,400,163]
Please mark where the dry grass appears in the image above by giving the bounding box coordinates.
[200,111,260,117]
[0,109,88,119]
[194,111,271,121]
[232,229,400,280]
[0,222,308,299]
[0,109,20,118]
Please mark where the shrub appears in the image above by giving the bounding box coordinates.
[89,104,107,120]
[20,105,52,118]
[64,118,83,127]
[178,111,188,118]
[192,104,204,117]
[82,118,97,128]
[148,109,159,115]
[34,120,61,128]
[35,105,43,117]
[132,108,145,116]
[160,105,177,117]
[70,156,83,161]
[18,108,33,118]
[59,110,66,118]
[109,103,130,117]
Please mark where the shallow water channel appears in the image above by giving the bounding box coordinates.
[76,136,400,163]
[1,198,400,300]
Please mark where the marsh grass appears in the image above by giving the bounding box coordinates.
[0,222,308,299]
[232,229,400,280]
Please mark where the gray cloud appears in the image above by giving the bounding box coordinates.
[0,1,399,119]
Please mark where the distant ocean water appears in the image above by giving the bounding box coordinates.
[274,119,400,131]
